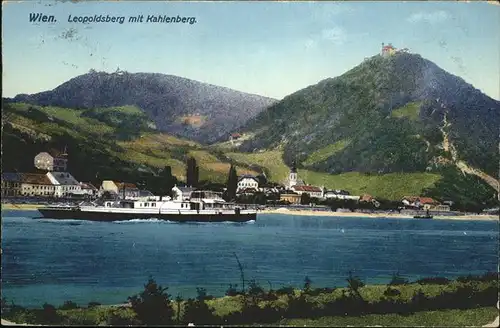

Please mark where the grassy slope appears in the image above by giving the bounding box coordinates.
[280,307,497,327]
[4,103,258,183]
[303,139,351,166]
[7,278,497,326]
[226,150,441,200]
[391,101,422,121]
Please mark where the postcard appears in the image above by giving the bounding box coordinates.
[1,0,499,326]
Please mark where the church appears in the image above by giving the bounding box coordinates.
[285,161,325,199]
[285,161,305,189]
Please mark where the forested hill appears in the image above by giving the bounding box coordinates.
[9,70,277,144]
[238,52,500,178]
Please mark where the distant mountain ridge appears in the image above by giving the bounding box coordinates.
[10,70,277,144]
[239,52,500,179]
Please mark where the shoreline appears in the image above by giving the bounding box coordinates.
[259,209,499,221]
[2,203,497,221]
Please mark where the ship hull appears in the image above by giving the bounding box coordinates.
[37,208,256,222]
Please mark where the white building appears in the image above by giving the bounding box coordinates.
[291,185,324,199]
[46,172,81,198]
[79,182,98,197]
[237,175,259,192]
[19,173,55,197]
[172,185,195,201]
[100,180,140,199]
[324,191,360,201]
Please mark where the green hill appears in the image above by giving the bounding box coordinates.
[239,53,499,178]
[2,102,258,187]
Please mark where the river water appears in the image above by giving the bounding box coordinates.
[1,210,497,307]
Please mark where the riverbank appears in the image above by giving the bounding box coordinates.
[260,208,499,220]
[1,274,497,326]
[2,203,497,221]
[1,203,44,211]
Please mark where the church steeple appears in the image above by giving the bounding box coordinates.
[287,160,298,189]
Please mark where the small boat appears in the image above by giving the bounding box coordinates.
[37,190,257,223]
[414,209,433,219]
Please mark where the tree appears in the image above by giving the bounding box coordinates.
[300,193,311,205]
[186,157,199,187]
[160,165,176,195]
[303,276,312,293]
[346,271,365,299]
[225,164,238,201]
[181,288,217,325]
[128,278,174,325]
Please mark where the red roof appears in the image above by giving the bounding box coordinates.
[292,185,322,192]
[402,196,438,205]
[231,133,242,138]
[80,182,97,190]
[418,197,437,205]
[360,194,374,202]
[21,173,53,185]
[116,182,138,190]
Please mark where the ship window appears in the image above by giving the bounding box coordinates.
[152,203,156,207]
[145,203,149,207]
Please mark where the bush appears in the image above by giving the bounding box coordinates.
[59,300,79,310]
[383,286,401,297]
[87,301,101,308]
[181,288,218,325]
[248,279,265,297]
[416,277,450,285]
[275,286,295,296]
[389,272,409,285]
[285,293,313,318]
[39,303,63,324]
[128,277,175,325]
[225,283,240,297]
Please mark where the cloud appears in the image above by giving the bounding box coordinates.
[303,26,347,49]
[407,11,450,24]
[320,27,347,45]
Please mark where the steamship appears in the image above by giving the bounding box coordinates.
[37,191,257,223]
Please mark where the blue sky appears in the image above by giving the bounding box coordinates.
[2,1,499,100]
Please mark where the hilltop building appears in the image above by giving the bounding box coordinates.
[34,149,68,172]
[380,43,410,57]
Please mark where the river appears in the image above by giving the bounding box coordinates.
[1,210,497,307]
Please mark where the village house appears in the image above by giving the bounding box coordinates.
[291,185,324,199]
[401,196,444,210]
[79,182,98,197]
[324,190,361,201]
[172,185,195,201]
[34,150,68,172]
[100,180,140,199]
[279,193,302,205]
[1,173,22,197]
[360,194,381,207]
[46,172,81,198]
[237,175,259,192]
[19,173,55,197]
